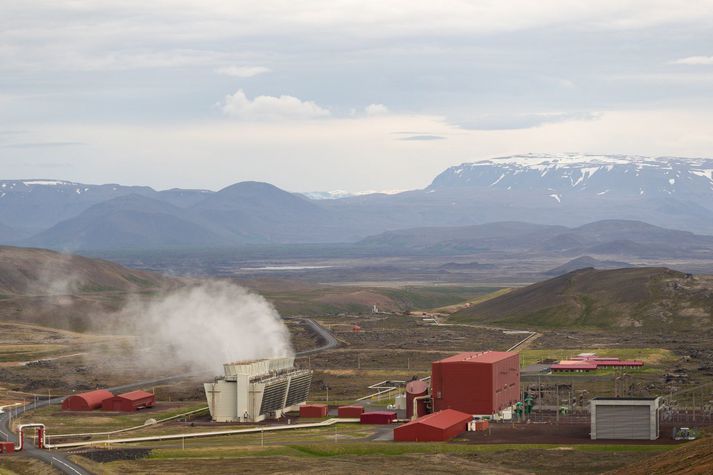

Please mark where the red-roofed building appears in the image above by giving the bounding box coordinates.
[360,411,397,424]
[61,389,113,411]
[394,409,472,442]
[300,404,328,418]
[432,351,519,415]
[101,390,154,412]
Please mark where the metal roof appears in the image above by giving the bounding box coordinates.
[399,409,471,430]
[435,351,517,364]
[113,390,153,402]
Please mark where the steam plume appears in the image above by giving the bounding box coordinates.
[119,281,294,373]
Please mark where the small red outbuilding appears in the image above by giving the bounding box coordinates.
[0,442,15,454]
[337,405,364,418]
[360,411,397,424]
[101,390,154,412]
[394,409,471,442]
[299,404,328,418]
[61,389,113,411]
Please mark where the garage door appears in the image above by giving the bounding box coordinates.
[596,405,651,439]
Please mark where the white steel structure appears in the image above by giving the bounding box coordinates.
[204,357,312,423]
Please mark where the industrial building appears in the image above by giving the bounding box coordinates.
[102,390,155,412]
[61,389,114,411]
[204,357,312,423]
[360,411,397,424]
[590,397,661,440]
[299,404,328,418]
[552,354,644,372]
[337,405,364,418]
[394,409,471,442]
[432,351,520,415]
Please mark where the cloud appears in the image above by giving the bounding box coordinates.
[454,112,598,131]
[1,142,85,149]
[399,134,446,141]
[221,89,330,120]
[365,103,388,115]
[672,56,713,65]
[215,65,271,77]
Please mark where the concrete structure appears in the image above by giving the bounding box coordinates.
[102,390,155,412]
[394,409,471,442]
[431,351,519,415]
[405,380,429,419]
[61,389,113,411]
[360,411,397,424]
[338,405,364,418]
[204,357,312,423]
[300,404,328,418]
[590,397,661,440]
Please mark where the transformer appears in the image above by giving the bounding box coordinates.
[204,357,312,423]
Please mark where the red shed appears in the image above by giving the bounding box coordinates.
[394,409,471,442]
[405,380,429,419]
[337,405,364,418]
[61,389,113,411]
[432,351,520,415]
[300,404,328,418]
[101,390,154,412]
[360,411,397,424]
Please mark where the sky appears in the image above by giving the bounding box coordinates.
[2,0,713,192]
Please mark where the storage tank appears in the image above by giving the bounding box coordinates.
[406,380,429,419]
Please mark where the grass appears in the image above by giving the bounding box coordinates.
[146,441,674,461]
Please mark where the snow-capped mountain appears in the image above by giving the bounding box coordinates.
[429,153,713,204]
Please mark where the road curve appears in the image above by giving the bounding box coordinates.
[295,318,339,355]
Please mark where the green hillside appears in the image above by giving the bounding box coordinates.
[450,267,713,330]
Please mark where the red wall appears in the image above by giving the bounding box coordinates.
[337,405,364,418]
[432,354,519,414]
[360,411,397,424]
[394,410,471,442]
[300,404,328,418]
[102,394,155,412]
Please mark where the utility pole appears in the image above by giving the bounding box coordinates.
[556,385,559,424]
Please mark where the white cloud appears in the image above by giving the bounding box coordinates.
[365,103,389,115]
[672,56,713,65]
[215,65,271,77]
[221,89,330,120]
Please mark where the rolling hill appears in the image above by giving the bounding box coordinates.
[450,267,713,330]
[0,245,171,296]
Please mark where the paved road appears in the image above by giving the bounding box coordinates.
[0,318,338,474]
[296,318,339,355]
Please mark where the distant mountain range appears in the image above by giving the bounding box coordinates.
[2,153,713,250]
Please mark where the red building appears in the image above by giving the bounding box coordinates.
[431,351,519,415]
[300,404,328,418]
[61,389,113,411]
[337,405,364,418]
[394,409,471,442]
[0,442,15,454]
[360,411,397,424]
[101,390,154,412]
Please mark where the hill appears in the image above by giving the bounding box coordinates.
[24,194,234,251]
[0,245,171,296]
[450,267,713,330]
[544,256,633,276]
[358,220,713,259]
[612,436,713,475]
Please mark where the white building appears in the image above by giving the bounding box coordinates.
[204,357,312,422]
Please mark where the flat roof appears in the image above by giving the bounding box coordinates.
[435,351,518,365]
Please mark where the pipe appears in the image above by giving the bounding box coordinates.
[15,423,46,451]
[411,395,430,421]
[46,418,360,450]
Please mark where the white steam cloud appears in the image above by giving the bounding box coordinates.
[119,281,293,373]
